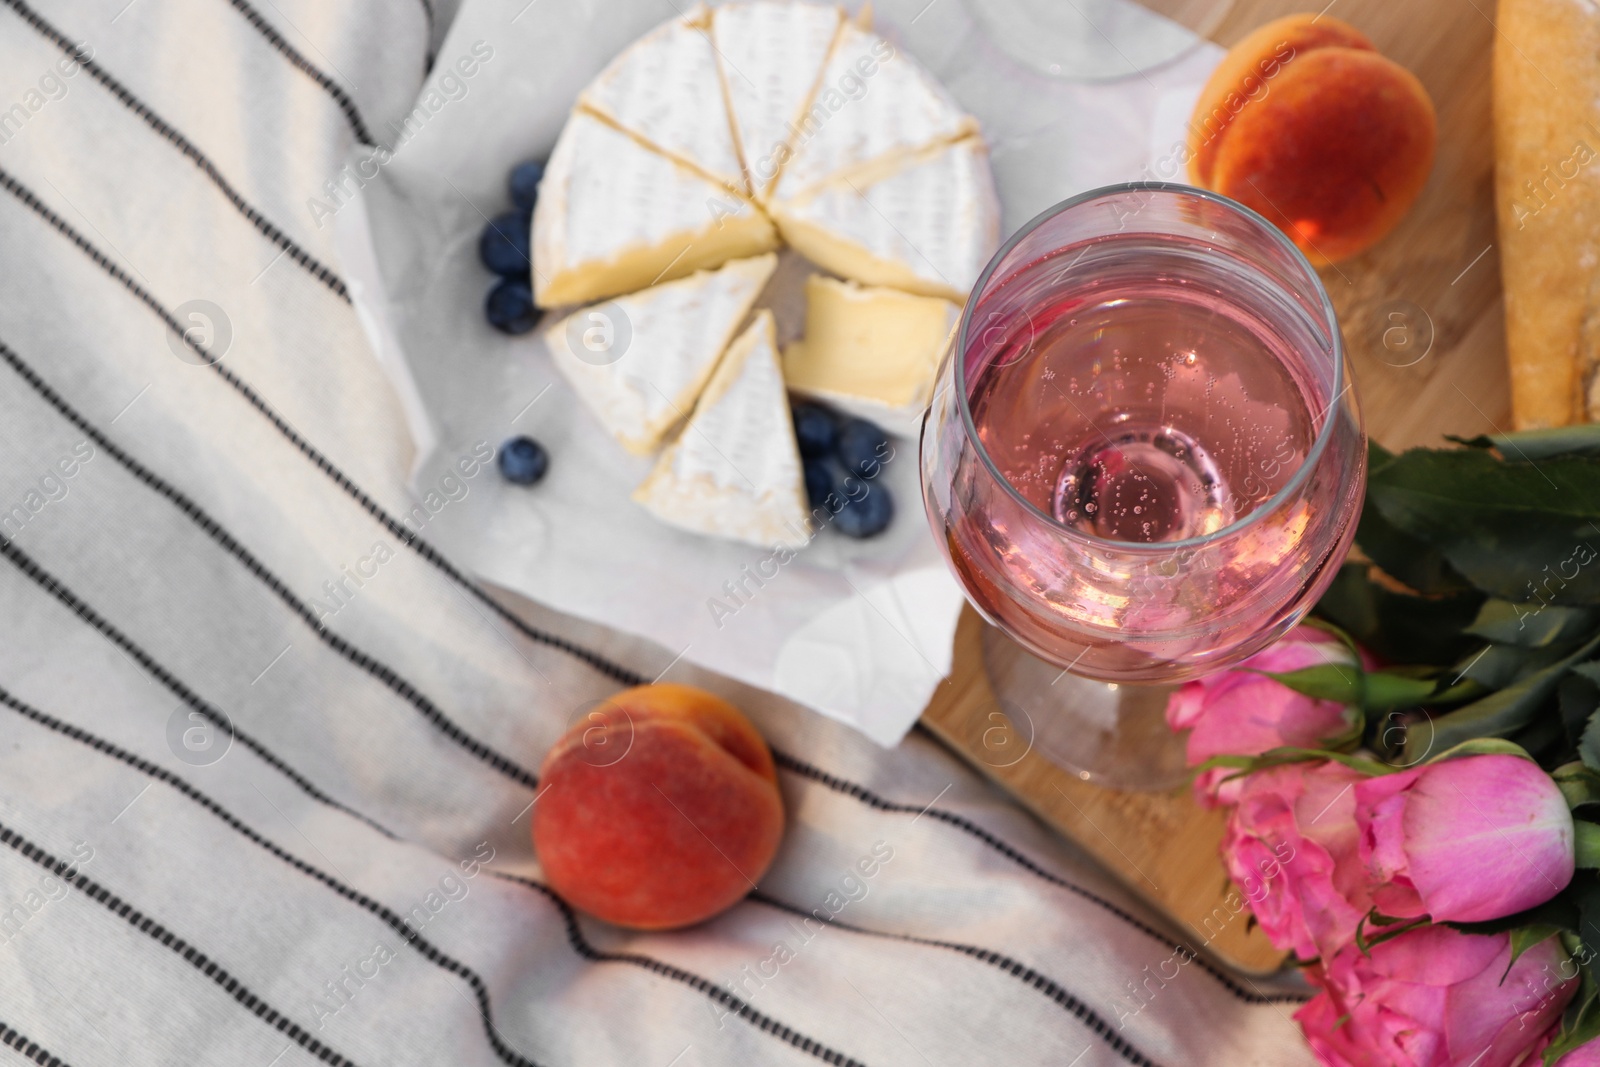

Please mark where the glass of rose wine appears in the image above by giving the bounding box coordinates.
[921,183,1365,791]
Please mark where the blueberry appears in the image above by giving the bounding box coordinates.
[508,159,545,212]
[836,417,891,479]
[834,482,894,538]
[804,458,834,509]
[792,401,838,458]
[479,211,532,277]
[497,436,549,484]
[486,278,540,335]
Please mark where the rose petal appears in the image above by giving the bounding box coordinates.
[1443,934,1575,1066]
[1397,756,1575,922]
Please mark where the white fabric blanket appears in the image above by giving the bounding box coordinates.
[0,0,1315,1064]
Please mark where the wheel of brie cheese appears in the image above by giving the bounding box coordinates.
[536,1,1001,548]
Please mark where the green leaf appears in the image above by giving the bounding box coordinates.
[1354,911,1428,956]
[1570,872,1600,939]
[1404,635,1600,764]
[1545,981,1600,1066]
[1250,659,1428,718]
[1251,663,1363,704]
[1450,893,1582,937]
[1456,643,1534,690]
[1315,563,1486,667]
[1468,600,1600,648]
[1423,738,1538,764]
[1356,482,1473,595]
[1581,709,1600,773]
[1577,822,1600,870]
[1454,422,1600,461]
[1514,712,1570,765]
[1368,447,1600,604]
[1363,672,1442,712]
[1508,924,1565,975]
[1365,910,1413,927]
[1197,747,1394,781]
[1542,939,1600,1066]
[1555,763,1600,811]
[1561,676,1600,750]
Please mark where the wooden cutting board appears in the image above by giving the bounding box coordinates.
[919,0,1506,975]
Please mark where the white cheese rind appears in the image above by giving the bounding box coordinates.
[771,135,1000,302]
[633,310,810,548]
[579,6,749,194]
[545,254,777,454]
[771,21,976,200]
[712,1,843,201]
[532,111,777,308]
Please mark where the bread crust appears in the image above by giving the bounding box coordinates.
[1495,0,1600,428]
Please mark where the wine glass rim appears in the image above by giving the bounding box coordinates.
[952,180,1346,554]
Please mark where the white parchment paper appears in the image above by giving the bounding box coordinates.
[342,0,1223,745]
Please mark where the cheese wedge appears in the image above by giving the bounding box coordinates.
[533,111,779,308]
[772,135,1000,302]
[711,1,843,202]
[771,20,977,201]
[634,310,810,547]
[579,5,749,195]
[783,275,958,436]
[545,254,777,454]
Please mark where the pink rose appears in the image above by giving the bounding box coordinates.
[1168,626,1359,805]
[1221,760,1372,960]
[1296,925,1577,1067]
[1356,754,1575,923]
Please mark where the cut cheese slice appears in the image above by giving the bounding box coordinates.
[771,21,976,201]
[633,310,810,548]
[545,254,777,454]
[783,275,958,436]
[711,1,843,202]
[533,111,778,308]
[579,6,749,195]
[772,135,1000,302]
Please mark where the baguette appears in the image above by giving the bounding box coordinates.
[1495,0,1600,429]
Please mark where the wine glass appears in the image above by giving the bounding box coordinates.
[921,183,1365,791]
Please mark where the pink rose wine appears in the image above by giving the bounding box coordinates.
[923,184,1364,705]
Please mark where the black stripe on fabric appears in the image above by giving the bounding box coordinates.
[222,0,376,146]
[0,0,349,303]
[417,0,436,71]
[0,339,541,793]
[0,163,642,687]
[490,874,870,1067]
[0,154,1272,1010]
[0,686,853,1067]
[0,822,366,1067]
[768,750,1292,1007]
[749,893,1168,1067]
[0,686,548,1067]
[0,1019,71,1067]
[0,536,395,841]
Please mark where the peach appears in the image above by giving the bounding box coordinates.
[532,683,785,929]
[1186,14,1436,264]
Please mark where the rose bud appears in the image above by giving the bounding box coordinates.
[1297,925,1577,1067]
[1356,753,1575,923]
[1220,760,1372,961]
[1167,625,1360,806]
